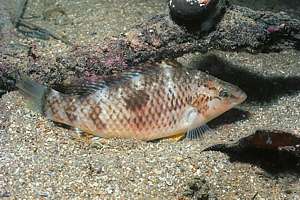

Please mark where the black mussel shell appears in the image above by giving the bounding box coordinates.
[169,0,217,20]
[169,0,219,29]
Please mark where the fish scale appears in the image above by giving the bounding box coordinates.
[17,62,247,141]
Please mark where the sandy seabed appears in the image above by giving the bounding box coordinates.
[1,0,300,199]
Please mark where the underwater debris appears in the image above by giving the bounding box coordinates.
[203,130,300,174]
[12,0,70,44]
[13,0,28,26]
[61,2,300,78]
[17,20,70,44]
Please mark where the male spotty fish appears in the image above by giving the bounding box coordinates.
[17,62,246,141]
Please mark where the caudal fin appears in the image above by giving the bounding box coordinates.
[16,76,48,114]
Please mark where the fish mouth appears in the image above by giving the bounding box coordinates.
[205,89,247,123]
[233,89,247,106]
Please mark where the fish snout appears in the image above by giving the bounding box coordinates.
[232,87,247,105]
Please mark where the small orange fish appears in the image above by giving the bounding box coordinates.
[17,62,246,141]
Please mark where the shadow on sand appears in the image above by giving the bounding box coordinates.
[203,130,300,176]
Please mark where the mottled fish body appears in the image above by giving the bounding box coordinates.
[17,62,246,141]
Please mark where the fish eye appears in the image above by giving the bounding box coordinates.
[219,89,230,97]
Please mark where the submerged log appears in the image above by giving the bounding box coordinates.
[56,2,300,78]
[1,0,300,92]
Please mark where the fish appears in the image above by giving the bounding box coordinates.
[16,62,247,141]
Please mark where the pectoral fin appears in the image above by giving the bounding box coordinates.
[186,124,212,140]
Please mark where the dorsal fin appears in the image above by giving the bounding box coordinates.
[53,64,162,96]
[53,81,105,95]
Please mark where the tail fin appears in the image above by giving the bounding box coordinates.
[16,76,48,114]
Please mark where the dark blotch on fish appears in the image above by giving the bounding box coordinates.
[124,89,150,112]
